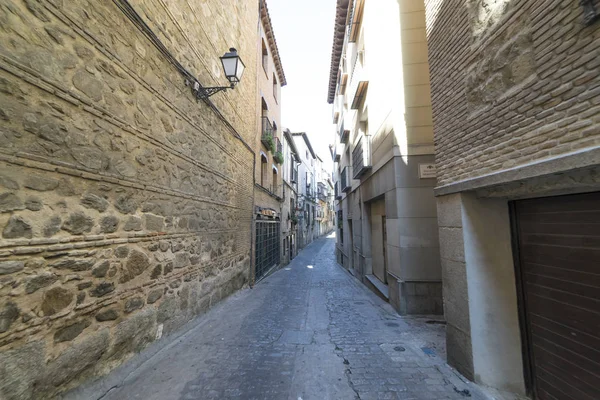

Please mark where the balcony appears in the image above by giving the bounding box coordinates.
[352,134,372,179]
[349,55,368,110]
[261,117,274,151]
[348,0,364,43]
[318,183,327,201]
[290,167,298,184]
[333,145,341,162]
[341,167,351,192]
[339,120,349,144]
[275,136,282,154]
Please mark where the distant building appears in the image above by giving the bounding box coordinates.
[281,129,300,265]
[292,132,318,249]
[252,0,287,282]
[328,0,441,315]
[316,159,335,237]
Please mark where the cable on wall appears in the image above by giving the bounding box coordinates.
[112,0,254,154]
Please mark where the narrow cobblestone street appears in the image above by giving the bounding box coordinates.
[69,235,485,400]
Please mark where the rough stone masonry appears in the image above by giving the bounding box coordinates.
[0,0,258,398]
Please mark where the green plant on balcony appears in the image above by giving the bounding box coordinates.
[273,151,284,165]
[262,133,276,153]
[289,212,298,225]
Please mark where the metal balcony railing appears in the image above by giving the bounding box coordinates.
[275,136,282,154]
[352,134,372,179]
[261,117,274,149]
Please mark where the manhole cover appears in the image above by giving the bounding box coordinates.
[393,346,405,352]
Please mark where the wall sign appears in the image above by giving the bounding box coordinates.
[419,163,437,179]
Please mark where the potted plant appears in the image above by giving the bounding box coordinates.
[273,151,284,165]
[262,134,276,153]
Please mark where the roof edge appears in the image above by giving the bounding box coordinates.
[261,0,287,86]
[327,0,351,104]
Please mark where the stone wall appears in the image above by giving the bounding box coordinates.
[425,0,600,188]
[0,0,257,398]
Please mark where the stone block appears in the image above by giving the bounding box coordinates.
[124,297,145,313]
[436,194,463,228]
[0,341,45,400]
[41,287,74,316]
[144,214,164,232]
[147,288,163,304]
[24,175,59,191]
[99,216,119,233]
[25,272,58,293]
[41,329,110,391]
[0,260,24,275]
[120,249,150,283]
[3,216,32,239]
[61,213,94,235]
[446,323,474,381]
[54,320,91,343]
[0,192,24,212]
[110,308,156,359]
[438,227,465,262]
[123,216,142,231]
[395,187,437,218]
[89,282,115,297]
[95,308,119,322]
[80,193,109,212]
[0,301,19,333]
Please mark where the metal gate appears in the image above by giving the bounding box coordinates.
[255,220,280,281]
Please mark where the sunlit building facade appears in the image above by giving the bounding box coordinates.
[328,0,441,314]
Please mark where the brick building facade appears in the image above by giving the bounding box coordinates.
[426,0,600,397]
[0,0,257,398]
[252,0,287,282]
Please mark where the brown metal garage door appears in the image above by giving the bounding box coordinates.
[514,192,600,400]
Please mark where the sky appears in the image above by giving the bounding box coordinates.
[267,0,337,169]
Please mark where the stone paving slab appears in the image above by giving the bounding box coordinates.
[66,235,488,400]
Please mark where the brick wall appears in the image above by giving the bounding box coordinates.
[0,0,257,398]
[425,0,600,187]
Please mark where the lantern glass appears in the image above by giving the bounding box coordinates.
[220,48,245,85]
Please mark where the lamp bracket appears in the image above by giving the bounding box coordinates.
[192,83,235,99]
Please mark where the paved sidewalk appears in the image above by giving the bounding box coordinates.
[69,234,486,400]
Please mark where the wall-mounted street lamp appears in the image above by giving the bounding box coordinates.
[581,0,599,25]
[191,48,245,99]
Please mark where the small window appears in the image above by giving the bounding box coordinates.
[260,154,268,187]
[273,74,278,101]
[262,40,268,74]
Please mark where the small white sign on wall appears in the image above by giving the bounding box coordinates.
[419,163,437,179]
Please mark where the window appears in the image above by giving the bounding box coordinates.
[260,154,268,187]
[262,40,268,74]
[272,168,278,194]
[273,74,278,101]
